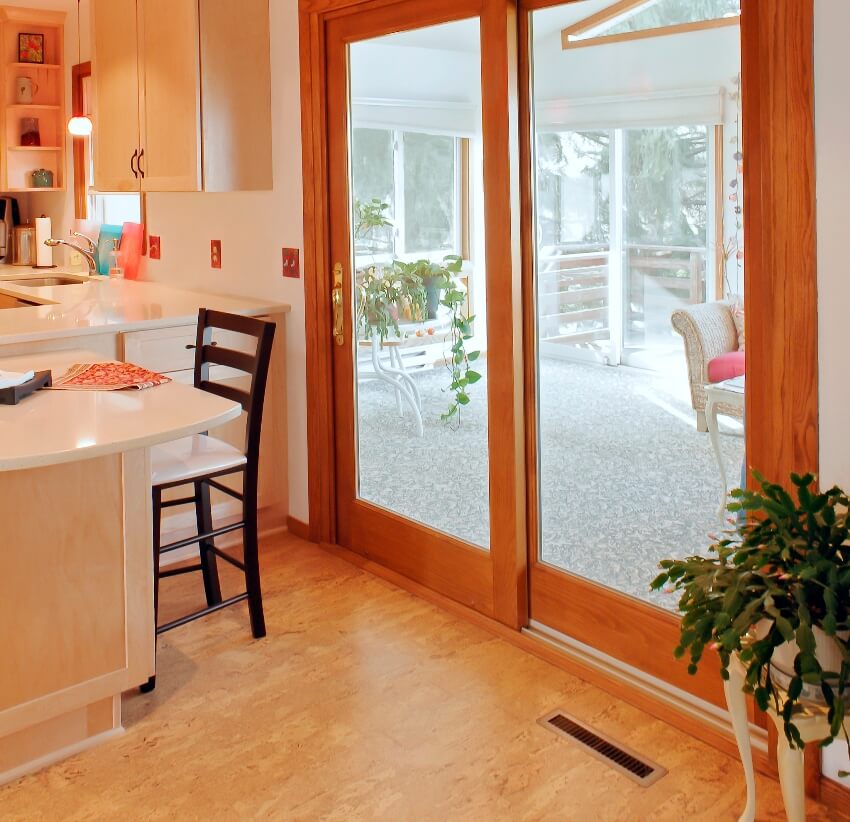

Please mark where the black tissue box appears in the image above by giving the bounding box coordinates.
[0,370,52,405]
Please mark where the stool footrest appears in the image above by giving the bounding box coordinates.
[160,562,203,578]
[161,495,198,509]
[211,546,246,572]
[157,591,250,634]
[160,521,243,554]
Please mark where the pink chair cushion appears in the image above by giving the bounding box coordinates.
[708,351,745,384]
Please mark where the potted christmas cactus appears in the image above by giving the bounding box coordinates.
[652,472,850,770]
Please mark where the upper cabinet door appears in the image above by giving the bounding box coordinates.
[137,0,202,192]
[199,0,273,191]
[92,0,142,193]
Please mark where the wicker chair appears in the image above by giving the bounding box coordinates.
[671,300,744,432]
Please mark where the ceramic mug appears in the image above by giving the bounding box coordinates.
[16,77,37,104]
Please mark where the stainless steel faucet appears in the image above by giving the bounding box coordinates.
[44,235,98,275]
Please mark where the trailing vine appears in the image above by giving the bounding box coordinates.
[439,255,481,426]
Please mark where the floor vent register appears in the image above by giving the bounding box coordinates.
[539,709,667,787]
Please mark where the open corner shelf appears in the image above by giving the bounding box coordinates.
[7,104,60,111]
[1,11,66,192]
[8,62,61,70]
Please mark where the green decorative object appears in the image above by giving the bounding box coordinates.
[31,168,53,188]
[652,472,850,773]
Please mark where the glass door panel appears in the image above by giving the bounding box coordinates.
[527,0,742,702]
[622,125,711,371]
[347,20,491,550]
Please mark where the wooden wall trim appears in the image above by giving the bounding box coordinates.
[71,61,91,220]
[741,0,818,483]
[481,0,528,628]
[299,8,337,545]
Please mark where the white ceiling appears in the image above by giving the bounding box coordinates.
[357,2,637,51]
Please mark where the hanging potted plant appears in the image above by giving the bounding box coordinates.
[652,472,850,771]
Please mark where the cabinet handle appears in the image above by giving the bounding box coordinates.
[138,148,145,179]
[130,149,138,179]
[185,342,218,350]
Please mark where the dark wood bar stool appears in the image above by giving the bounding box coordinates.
[141,308,276,692]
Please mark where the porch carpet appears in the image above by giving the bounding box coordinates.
[357,357,745,610]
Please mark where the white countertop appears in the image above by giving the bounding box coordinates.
[0,349,242,472]
[0,264,289,345]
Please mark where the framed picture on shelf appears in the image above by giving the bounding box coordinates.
[18,33,44,64]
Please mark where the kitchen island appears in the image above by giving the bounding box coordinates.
[0,267,290,541]
[0,348,242,784]
[0,272,290,784]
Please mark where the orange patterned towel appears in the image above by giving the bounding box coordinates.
[51,361,172,391]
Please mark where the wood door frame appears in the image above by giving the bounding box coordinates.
[71,61,92,220]
[300,0,527,627]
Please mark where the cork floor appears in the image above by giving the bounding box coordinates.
[0,533,835,821]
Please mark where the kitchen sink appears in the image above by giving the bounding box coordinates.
[12,276,87,287]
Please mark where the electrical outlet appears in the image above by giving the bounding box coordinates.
[69,250,83,267]
[211,240,222,269]
[149,235,161,260]
[282,247,300,278]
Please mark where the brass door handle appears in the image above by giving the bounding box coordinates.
[332,262,344,346]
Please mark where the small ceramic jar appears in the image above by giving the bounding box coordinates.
[31,168,54,188]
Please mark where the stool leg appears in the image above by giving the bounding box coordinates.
[243,475,266,639]
[140,486,162,693]
[196,480,222,605]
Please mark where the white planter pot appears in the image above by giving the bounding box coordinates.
[754,620,849,703]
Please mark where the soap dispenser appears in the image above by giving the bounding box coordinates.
[108,239,123,278]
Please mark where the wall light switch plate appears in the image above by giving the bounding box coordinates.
[211,240,222,269]
[282,247,300,278]
[149,235,161,260]
[69,250,83,267]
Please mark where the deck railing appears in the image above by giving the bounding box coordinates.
[537,244,707,346]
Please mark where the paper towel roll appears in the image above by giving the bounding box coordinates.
[35,217,52,268]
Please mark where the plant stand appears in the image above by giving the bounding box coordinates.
[358,331,423,436]
[725,652,846,821]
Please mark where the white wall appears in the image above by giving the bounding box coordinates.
[140,0,307,523]
[814,0,850,788]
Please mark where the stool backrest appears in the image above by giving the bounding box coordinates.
[193,308,276,463]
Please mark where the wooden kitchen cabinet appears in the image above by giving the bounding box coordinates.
[91,0,272,193]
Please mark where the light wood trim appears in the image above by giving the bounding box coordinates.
[560,0,739,50]
[300,4,337,546]
[459,137,471,261]
[740,26,818,799]
[741,0,819,486]
[480,0,528,627]
[286,515,311,541]
[72,61,91,220]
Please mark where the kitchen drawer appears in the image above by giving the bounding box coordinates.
[121,323,262,374]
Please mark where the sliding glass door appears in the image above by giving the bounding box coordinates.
[526,0,743,702]
[325,0,524,620]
